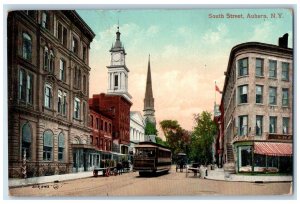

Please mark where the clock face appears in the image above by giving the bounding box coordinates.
[113,53,121,61]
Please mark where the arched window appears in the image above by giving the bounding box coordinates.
[43,130,53,160]
[22,123,32,160]
[58,132,64,161]
[22,33,32,60]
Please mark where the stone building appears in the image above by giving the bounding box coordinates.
[221,34,293,174]
[7,10,95,178]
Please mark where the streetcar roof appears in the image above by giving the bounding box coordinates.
[135,142,171,152]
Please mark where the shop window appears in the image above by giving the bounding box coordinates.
[58,133,64,161]
[43,130,53,160]
[22,123,32,160]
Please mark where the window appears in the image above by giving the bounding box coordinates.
[44,84,52,108]
[58,90,67,115]
[105,122,107,132]
[90,115,93,127]
[109,124,112,133]
[49,51,54,73]
[282,88,289,107]
[74,97,80,119]
[114,74,118,88]
[238,58,248,77]
[90,136,93,145]
[83,102,86,124]
[44,47,49,70]
[96,118,99,129]
[22,33,32,61]
[43,130,53,160]
[72,37,78,54]
[239,115,248,136]
[41,11,49,29]
[96,138,99,146]
[283,117,289,134]
[256,85,263,104]
[83,46,87,62]
[238,85,248,104]
[57,23,68,46]
[58,133,64,161]
[44,47,54,73]
[269,87,277,105]
[59,59,66,81]
[100,120,103,130]
[282,62,289,81]
[25,10,35,19]
[269,60,277,78]
[256,58,264,77]
[22,123,32,160]
[19,69,33,104]
[256,116,263,136]
[19,69,26,101]
[269,116,277,133]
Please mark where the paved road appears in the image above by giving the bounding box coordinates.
[9,167,292,197]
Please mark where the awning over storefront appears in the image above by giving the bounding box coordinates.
[254,142,292,156]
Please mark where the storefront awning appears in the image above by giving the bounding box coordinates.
[254,142,292,156]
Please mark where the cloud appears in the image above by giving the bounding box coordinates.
[202,23,228,44]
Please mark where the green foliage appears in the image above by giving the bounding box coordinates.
[190,111,217,165]
[160,120,190,158]
[155,136,168,147]
[145,121,157,135]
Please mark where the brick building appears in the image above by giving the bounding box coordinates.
[88,108,113,168]
[221,34,293,174]
[89,93,132,154]
[7,10,95,178]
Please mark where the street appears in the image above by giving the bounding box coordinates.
[9,166,292,197]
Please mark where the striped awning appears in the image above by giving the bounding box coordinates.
[254,142,292,156]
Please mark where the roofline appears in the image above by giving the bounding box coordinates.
[221,41,293,105]
[63,10,96,41]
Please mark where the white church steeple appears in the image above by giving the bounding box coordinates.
[107,25,132,101]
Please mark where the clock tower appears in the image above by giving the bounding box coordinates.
[107,26,132,101]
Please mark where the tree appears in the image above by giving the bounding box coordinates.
[190,111,217,165]
[155,136,168,147]
[160,120,190,158]
[145,121,157,135]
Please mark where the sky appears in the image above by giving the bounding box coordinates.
[76,8,293,138]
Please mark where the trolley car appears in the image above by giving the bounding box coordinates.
[133,142,172,176]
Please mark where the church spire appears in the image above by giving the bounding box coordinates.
[144,54,156,126]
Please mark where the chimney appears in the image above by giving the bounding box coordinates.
[278,33,288,48]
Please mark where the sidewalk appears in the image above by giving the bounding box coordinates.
[204,167,293,183]
[9,171,97,188]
